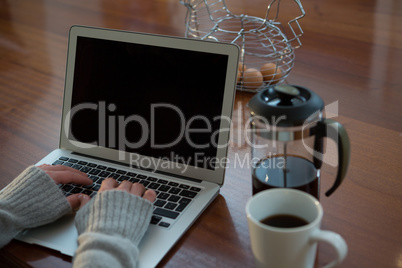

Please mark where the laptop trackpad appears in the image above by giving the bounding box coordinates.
[16,214,78,256]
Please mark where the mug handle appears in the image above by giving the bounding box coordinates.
[310,229,348,268]
[314,119,351,196]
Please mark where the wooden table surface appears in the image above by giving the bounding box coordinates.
[1,0,401,267]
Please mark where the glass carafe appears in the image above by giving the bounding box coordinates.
[248,85,350,199]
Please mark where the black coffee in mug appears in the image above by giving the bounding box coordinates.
[261,214,309,228]
[252,155,320,199]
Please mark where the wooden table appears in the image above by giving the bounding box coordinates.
[0,0,401,267]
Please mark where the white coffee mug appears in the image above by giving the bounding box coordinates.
[246,189,347,268]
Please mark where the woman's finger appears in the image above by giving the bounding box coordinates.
[67,194,91,211]
[130,183,146,196]
[44,170,92,186]
[116,180,132,193]
[143,189,157,203]
[39,164,85,176]
[99,178,119,192]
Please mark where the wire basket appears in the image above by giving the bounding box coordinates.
[180,0,305,92]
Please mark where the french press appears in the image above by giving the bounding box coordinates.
[247,85,350,199]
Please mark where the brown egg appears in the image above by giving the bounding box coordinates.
[260,62,283,84]
[243,68,263,89]
[238,62,247,72]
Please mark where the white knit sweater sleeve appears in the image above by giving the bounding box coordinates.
[0,166,71,248]
[73,190,154,268]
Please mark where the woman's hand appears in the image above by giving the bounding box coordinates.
[38,164,93,210]
[38,164,156,210]
[99,178,156,202]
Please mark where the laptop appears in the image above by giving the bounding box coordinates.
[14,25,239,267]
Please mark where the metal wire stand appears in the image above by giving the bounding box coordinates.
[180,0,305,92]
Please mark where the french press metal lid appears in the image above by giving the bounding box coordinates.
[248,84,324,127]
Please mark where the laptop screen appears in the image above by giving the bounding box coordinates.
[68,36,229,170]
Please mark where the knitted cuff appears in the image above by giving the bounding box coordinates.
[0,166,71,229]
[75,190,153,246]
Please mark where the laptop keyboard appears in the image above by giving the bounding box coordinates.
[52,156,201,228]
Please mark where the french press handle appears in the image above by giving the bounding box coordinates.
[313,119,351,196]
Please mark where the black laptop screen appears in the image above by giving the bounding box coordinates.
[68,36,229,170]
